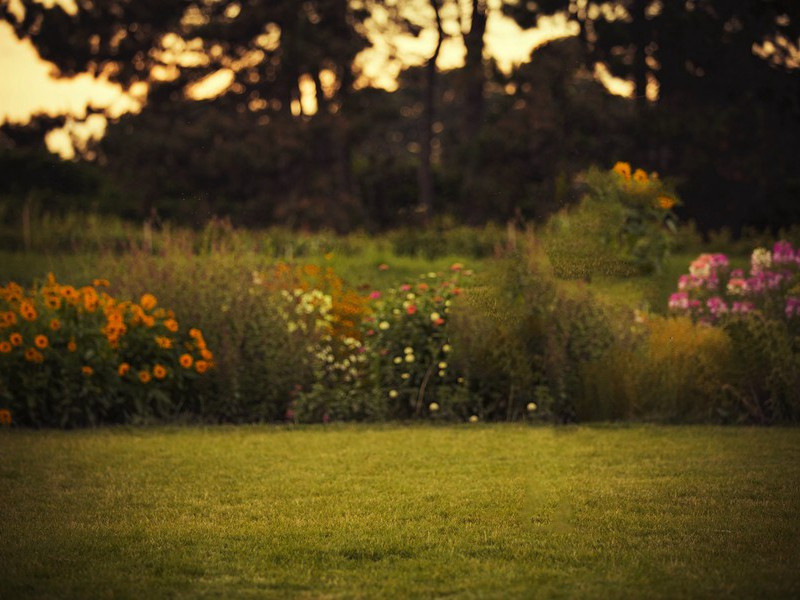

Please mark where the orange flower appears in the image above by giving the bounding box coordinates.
[118,363,131,376]
[633,168,649,183]
[140,293,157,311]
[195,360,209,374]
[10,333,23,347]
[657,196,676,210]
[67,340,77,352]
[92,279,110,287]
[153,364,167,380]
[24,348,39,362]
[138,370,152,383]
[155,336,172,349]
[60,286,78,301]
[3,311,16,326]
[0,409,11,425]
[49,318,61,331]
[164,319,178,333]
[82,365,93,376]
[189,328,202,339]
[612,161,632,180]
[44,295,61,309]
[179,354,193,369]
[20,301,37,321]
[34,334,48,349]
[0,341,11,353]
[200,348,213,361]
[142,315,155,328]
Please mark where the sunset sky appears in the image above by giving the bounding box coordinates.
[0,1,630,158]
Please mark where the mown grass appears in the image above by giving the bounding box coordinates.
[1,425,798,598]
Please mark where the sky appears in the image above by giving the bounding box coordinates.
[0,1,629,158]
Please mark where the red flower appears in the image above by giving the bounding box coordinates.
[434,318,445,326]
[406,304,417,315]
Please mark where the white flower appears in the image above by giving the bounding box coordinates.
[527,402,538,412]
[427,272,437,278]
[393,356,403,365]
[404,346,414,354]
[429,402,439,412]
[406,293,416,300]
[438,370,446,377]
[438,361,447,369]
[405,354,415,363]
[389,390,398,399]
[379,321,390,330]
[401,373,410,380]
[392,308,401,316]
[469,415,479,423]
[430,312,441,321]
[442,344,451,353]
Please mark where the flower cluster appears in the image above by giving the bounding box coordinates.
[256,262,369,340]
[363,265,469,417]
[0,274,213,426]
[669,242,800,327]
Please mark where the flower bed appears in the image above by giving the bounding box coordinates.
[0,274,213,427]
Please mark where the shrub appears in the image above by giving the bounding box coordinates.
[667,242,800,422]
[0,274,212,427]
[543,162,679,277]
[723,314,800,423]
[257,263,374,422]
[580,316,735,422]
[96,250,300,422]
[359,267,468,419]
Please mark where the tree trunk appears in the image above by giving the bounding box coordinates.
[631,0,649,112]
[462,0,487,141]
[418,0,444,222]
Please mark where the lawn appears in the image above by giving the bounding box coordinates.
[2,425,799,598]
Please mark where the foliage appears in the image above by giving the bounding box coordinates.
[667,242,800,422]
[543,162,679,278]
[579,316,735,422]
[359,266,469,420]
[0,274,212,427]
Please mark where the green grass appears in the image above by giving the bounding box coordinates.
[2,425,799,598]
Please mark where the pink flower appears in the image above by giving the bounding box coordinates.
[726,278,748,295]
[732,301,755,314]
[669,292,689,310]
[400,284,411,291]
[772,241,795,264]
[706,296,729,318]
[369,291,381,300]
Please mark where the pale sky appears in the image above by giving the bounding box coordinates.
[0,1,628,158]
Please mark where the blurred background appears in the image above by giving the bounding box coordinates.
[1,0,799,234]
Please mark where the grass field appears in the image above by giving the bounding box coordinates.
[2,425,799,598]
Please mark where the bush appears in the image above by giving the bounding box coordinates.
[0,274,212,427]
[580,316,735,422]
[95,249,302,422]
[542,162,679,278]
[358,267,468,419]
[667,242,800,422]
